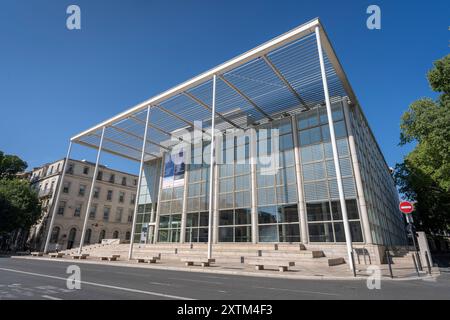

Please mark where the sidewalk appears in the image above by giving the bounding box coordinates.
[12,255,439,282]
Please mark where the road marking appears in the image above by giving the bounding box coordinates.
[253,286,339,297]
[168,277,223,285]
[42,295,62,300]
[0,268,194,300]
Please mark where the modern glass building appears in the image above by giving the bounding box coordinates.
[62,18,407,265]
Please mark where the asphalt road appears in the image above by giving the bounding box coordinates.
[0,257,449,300]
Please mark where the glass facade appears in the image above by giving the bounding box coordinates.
[256,119,300,242]
[298,102,363,243]
[133,98,405,247]
[218,134,252,242]
[134,158,161,243]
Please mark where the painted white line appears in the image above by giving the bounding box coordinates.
[0,268,194,300]
[168,277,223,285]
[42,295,62,300]
[253,286,339,297]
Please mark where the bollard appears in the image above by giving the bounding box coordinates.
[416,252,423,271]
[350,251,357,277]
[412,254,420,277]
[424,251,432,275]
[385,250,393,279]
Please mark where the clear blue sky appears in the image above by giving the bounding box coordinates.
[0,0,448,175]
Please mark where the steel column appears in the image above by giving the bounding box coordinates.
[315,26,354,271]
[291,117,308,244]
[43,141,73,253]
[78,127,106,254]
[207,75,217,259]
[128,106,151,260]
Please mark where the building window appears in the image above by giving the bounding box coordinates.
[218,209,252,243]
[306,199,363,243]
[89,204,97,219]
[116,207,123,222]
[118,191,125,203]
[57,201,66,215]
[78,184,86,197]
[98,230,106,243]
[93,187,100,199]
[130,193,136,205]
[125,231,131,241]
[66,163,74,174]
[97,171,103,181]
[106,190,113,201]
[185,212,209,243]
[83,166,89,175]
[256,119,300,243]
[112,231,119,239]
[121,177,127,186]
[74,203,82,217]
[128,209,134,223]
[103,206,110,221]
[50,227,60,243]
[297,104,363,243]
[109,174,115,184]
[84,229,92,245]
[133,179,137,186]
[158,214,181,242]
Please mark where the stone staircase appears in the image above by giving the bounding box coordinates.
[62,242,346,267]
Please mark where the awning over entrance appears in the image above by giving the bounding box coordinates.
[70,18,357,162]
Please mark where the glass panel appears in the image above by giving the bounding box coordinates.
[235,226,252,242]
[199,212,209,227]
[258,225,278,242]
[308,223,334,242]
[350,221,363,242]
[235,208,251,225]
[279,204,299,223]
[219,227,233,242]
[307,202,331,221]
[279,224,300,242]
[219,210,234,226]
[159,215,170,228]
[258,206,278,224]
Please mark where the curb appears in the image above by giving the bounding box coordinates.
[11,256,439,282]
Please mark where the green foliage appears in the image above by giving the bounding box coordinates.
[0,178,41,234]
[0,151,28,179]
[395,54,450,233]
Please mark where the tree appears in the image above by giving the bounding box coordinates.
[0,151,27,179]
[0,179,41,234]
[395,54,450,234]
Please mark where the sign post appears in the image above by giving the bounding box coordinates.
[400,201,422,270]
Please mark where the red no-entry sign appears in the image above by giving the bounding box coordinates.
[399,201,414,214]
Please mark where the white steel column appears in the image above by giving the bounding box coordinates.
[250,128,258,243]
[78,127,106,255]
[315,26,354,270]
[43,141,73,253]
[152,157,165,244]
[128,106,151,260]
[343,99,372,244]
[180,156,189,243]
[207,75,217,259]
[291,117,308,244]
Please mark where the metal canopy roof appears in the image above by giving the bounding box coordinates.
[71,18,358,162]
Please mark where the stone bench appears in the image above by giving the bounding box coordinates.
[48,252,64,258]
[328,257,345,266]
[247,259,295,272]
[31,252,43,257]
[72,253,90,260]
[100,254,120,261]
[181,258,215,267]
[135,256,160,264]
